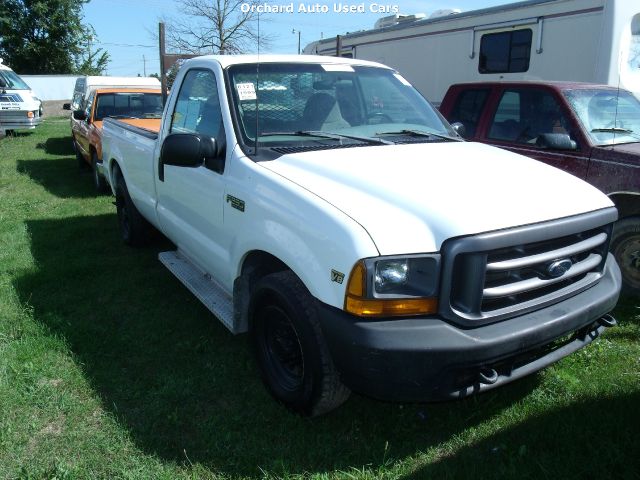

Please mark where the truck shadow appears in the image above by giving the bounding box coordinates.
[16,215,553,477]
[16,154,97,199]
[36,135,75,156]
[401,391,640,479]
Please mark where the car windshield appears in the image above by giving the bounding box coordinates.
[563,88,640,145]
[0,69,31,90]
[226,62,457,149]
[94,92,163,121]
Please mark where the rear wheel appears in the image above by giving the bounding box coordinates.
[92,151,109,193]
[611,217,640,296]
[114,169,151,247]
[251,271,350,416]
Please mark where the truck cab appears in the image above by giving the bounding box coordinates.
[440,81,640,295]
[70,87,162,191]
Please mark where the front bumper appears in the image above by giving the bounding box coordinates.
[318,254,621,402]
[0,110,42,132]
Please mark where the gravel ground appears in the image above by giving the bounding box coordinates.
[43,100,71,118]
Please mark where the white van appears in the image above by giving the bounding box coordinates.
[66,76,161,112]
[0,59,43,135]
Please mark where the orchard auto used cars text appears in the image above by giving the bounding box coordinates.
[240,2,400,13]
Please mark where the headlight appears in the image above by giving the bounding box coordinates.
[345,254,440,317]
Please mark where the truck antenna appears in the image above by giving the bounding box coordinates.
[613,49,622,144]
[254,13,261,157]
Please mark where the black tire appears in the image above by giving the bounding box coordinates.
[92,151,109,194]
[73,138,87,169]
[611,217,640,296]
[250,271,350,416]
[114,169,150,247]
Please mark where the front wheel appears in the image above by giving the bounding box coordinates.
[250,271,350,416]
[611,217,640,296]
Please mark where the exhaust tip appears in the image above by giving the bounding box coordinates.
[598,314,617,328]
[478,367,499,385]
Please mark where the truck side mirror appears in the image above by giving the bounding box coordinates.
[536,133,577,151]
[159,133,221,181]
[73,110,87,121]
[450,122,466,138]
[63,103,71,110]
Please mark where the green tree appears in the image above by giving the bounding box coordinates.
[74,27,110,75]
[0,0,109,74]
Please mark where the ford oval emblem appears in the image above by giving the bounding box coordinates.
[546,259,573,279]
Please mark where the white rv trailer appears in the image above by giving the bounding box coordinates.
[303,0,640,105]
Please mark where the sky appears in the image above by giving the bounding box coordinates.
[83,0,520,77]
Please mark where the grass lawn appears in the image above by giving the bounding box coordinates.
[0,119,639,479]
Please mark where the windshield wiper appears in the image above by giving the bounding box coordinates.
[376,129,462,142]
[261,130,393,145]
[591,128,640,141]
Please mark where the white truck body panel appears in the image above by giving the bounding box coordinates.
[304,0,640,104]
[262,141,613,255]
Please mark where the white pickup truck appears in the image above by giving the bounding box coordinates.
[101,55,621,416]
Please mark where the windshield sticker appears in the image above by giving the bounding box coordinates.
[236,82,257,101]
[393,73,411,86]
[321,64,355,72]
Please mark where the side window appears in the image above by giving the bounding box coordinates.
[84,92,95,120]
[448,89,490,138]
[170,69,223,140]
[71,92,83,111]
[479,29,532,74]
[489,89,574,145]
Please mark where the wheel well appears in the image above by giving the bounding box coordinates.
[609,193,640,220]
[241,251,289,279]
[110,160,122,185]
[233,251,290,333]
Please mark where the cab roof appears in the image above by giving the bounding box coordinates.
[184,54,391,70]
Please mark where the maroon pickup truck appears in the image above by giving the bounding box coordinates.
[440,81,639,295]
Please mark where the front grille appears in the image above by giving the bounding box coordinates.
[439,208,617,326]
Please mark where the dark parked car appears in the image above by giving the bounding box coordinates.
[440,81,640,295]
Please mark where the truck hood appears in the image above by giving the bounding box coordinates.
[261,142,613,255]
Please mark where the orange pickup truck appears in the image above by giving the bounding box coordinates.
[71,88,162,191]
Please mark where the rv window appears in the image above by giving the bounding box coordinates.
[479,29,532,74]
[449,89,490,138]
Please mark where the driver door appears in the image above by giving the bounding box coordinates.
[155,68,230,284]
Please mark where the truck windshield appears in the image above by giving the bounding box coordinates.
[563,89,640,145]
[0,69,31,90]
[94,92,163,121]
[226,62,456,148]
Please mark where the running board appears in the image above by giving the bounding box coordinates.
[159,251,237,333]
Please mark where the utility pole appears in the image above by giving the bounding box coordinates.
[143,55,147,76]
